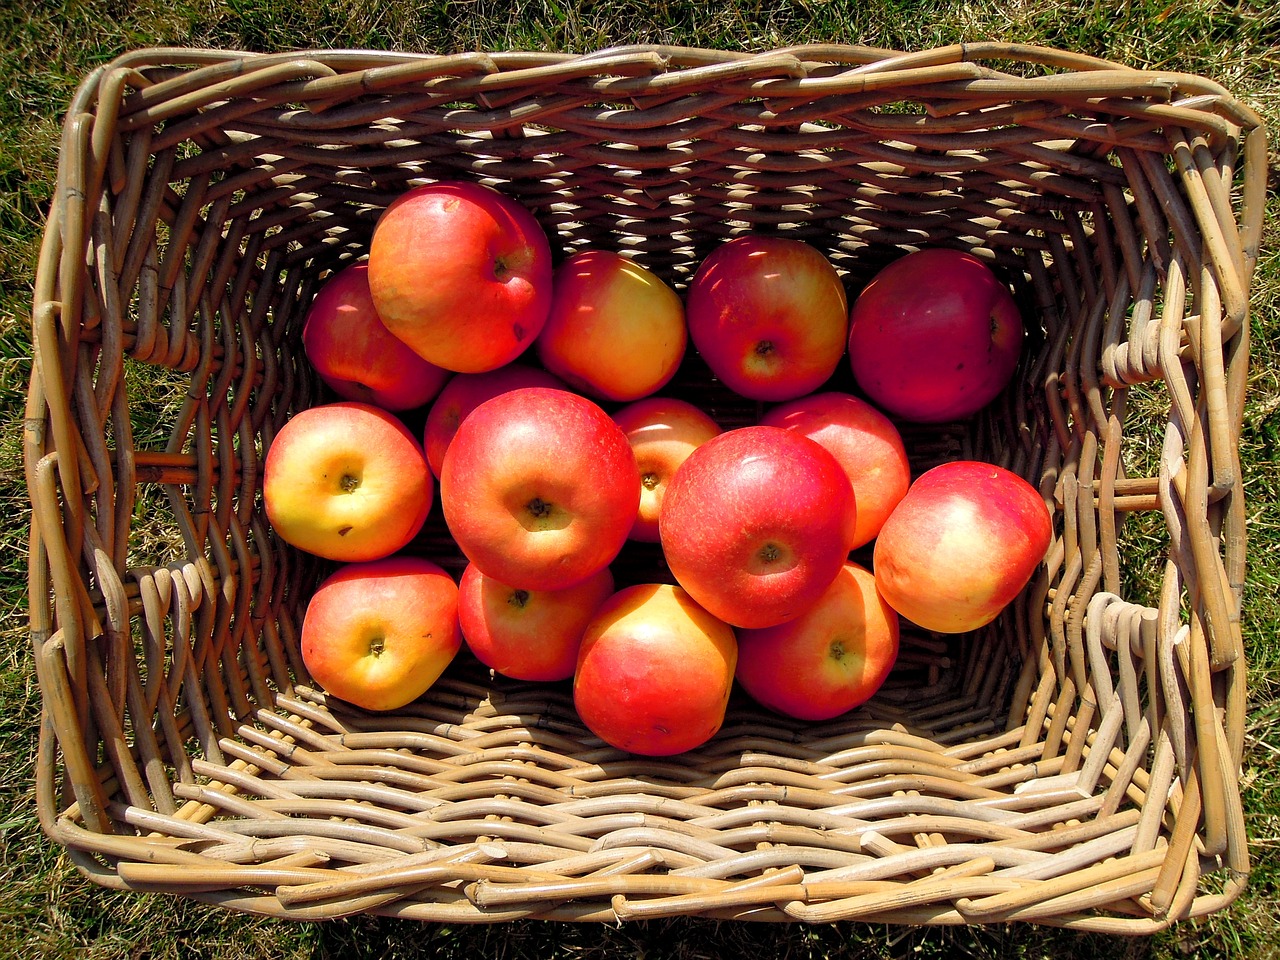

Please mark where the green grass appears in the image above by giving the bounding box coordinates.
[3,1,1279,958]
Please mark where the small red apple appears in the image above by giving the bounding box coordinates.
[301,263,450,411]
[301,556,461,712]
[611,396,723,543]
[458,563,614,682]
[440,387,640,591]
[760,391,910,549]
[573,583,738,756]
[847,248,1024,423]
[685,236,848,401]
[735,562,899,721]
[367,180,553,373]
[873,460,1053,633]
[263,401,433,562]
[422,363,565,478]
[659,425,857,629]
[536,249,686,401]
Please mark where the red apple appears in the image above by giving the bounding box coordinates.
[735,562,899,721]
[458,563,614,682]
[536,249,686,401]
[685,236,848,401]
[873,460,1053,633]
[301,263,450,411]
[301,556,461,712]
[367,180,553,373]
[847,248,1024,423]
[263,401,432,562]
[611,396,722,543]
[573,583,738,756]
[760,391,910,549]
[659,425,857,629]
[440,387,640,591]
[422,363,565,478]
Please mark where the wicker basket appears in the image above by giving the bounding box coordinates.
[25,43,1265,931]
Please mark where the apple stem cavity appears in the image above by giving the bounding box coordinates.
[509,589,530,609]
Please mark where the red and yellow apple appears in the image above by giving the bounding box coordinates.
[611,396,722,542]
[422,363,565,477]
[263,401,433,562]
[536,249,686,401]
[300,556,461,712]
[573,583,738,756]
[847,248,1024,423]
[685,236,848,401]
[760,391,910,549]
[735,562,899,721]
[659,425,857,629]
[439,387,640,591]
[458,563,614,682]
[367,180,553,373]
[873,460,1053,633]
[301,262,450,411]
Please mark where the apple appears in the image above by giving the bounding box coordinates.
[422,363,565,478]
[760,391,910,549]
[873,460,1053,633]
[573,583,737,756]
[439,387,640,591]
[263,401,433,562]
[659,425,857,629]
[301,262,450,411]
[458,563,614,682]
[684,235,848,401]
[300,556,461,713]
[735,562,899,721]
[611,396,723,543]
[847,248,1024,422]
[367,180,553,373]
[536,249,686,401]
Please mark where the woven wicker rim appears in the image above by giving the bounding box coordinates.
[24,43,1265,930]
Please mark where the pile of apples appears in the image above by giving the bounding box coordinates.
[263,180,1053,757]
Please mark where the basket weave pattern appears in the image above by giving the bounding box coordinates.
[25,44,1265,929]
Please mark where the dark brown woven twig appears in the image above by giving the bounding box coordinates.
[24,43,1264,930]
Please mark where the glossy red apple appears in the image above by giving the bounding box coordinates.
[735,562,899,721]
[301,556,461,712]
[301,263,450,411]
[611,396,723,542]
[573,583,738,756]
[439,387,640,591]
[760,391,910,549]
[536,249,686,401]
[685,236,848,401]
[422,363,565,478]
[458,563,614,682]
[659,425,857,629]
[873,460,1053,633]
[263,401,433,562]
[367,180,553,373]
[847,248,1024,423]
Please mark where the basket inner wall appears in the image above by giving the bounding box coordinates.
[41,48,1253,927]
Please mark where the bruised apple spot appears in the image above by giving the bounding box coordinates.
[513,322,527,342]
